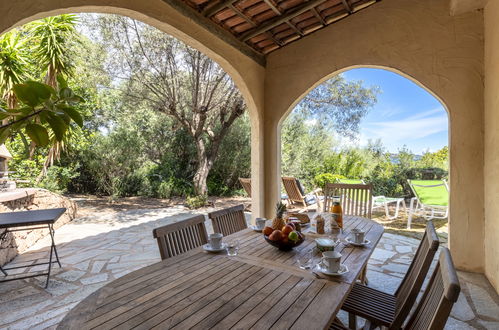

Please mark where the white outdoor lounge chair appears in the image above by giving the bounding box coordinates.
[338,179,406,220]
[407,179,449,229]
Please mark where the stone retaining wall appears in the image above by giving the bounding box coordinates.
[0,189,77,266]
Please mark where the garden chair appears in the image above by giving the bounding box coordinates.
[407,179,449,229]
[331,246,459,330]
[323,183,373,218]
[238,178,252,210]
[339,178,406,219]
[341,221,440,329]
[208,204,248,236]
[281,176,323,211]
[152,214,208,260]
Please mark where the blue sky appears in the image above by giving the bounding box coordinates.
[342,68,448,154]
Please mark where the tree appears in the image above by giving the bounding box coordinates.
[295,75,380,138]
[0,31,30,108]
[27,14,81,174]
[92,15,245,196]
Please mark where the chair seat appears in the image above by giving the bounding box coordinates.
[304,194,324,205]
[329,320,348,330]
[341,283,396,327]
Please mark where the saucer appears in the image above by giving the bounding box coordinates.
[345,237,371,247]
[203,243,227,252]
[316,263,349,276]
[251,225,264,232]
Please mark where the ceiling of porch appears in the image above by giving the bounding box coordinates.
[179,0,380,55]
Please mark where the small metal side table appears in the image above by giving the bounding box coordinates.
[0,208,66,288]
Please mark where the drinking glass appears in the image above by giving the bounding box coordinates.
[226,240,240,256]
[295,250,313,269]
[330,226,342,245]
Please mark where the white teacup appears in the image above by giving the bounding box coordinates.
[209,233,223,249]
[351,228,365,244]
[322,250,342,273]
[255,217,267,230]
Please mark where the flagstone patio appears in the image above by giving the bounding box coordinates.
[0,207,498,330]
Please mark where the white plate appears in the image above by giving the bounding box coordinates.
[316,263,349,276]
[250,225,264,232]
[203,243,227,252]
[345,237,371,247]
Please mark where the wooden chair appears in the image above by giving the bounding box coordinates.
[341,221,440,329]
[403,247,460,329]
[152,215,208,260]
[282,176,323,210]
[239,178,252,211]
[208,204,248,236]
[239,178,252,197]
[323,183,373,218]
[331,246,460,330]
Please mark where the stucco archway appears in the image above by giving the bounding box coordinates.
[0,0,267,218]
[262,0,484,273]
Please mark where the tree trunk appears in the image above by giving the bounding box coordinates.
[193,138,212,196]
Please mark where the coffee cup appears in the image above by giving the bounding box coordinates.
[322,250,342,273]
[209,233,223,249]
[351,228,365,244]
[255,217,267,230]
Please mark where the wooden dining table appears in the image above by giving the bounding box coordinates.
[58,215,384,330]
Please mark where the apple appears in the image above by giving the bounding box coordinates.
[269,230,283,241]
[263,226,274,236]
[288,231,299,242]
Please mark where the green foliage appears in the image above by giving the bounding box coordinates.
[185,195,208,209]
[313,173,345,189]
[38,165,79,193]
[0,79,84,146]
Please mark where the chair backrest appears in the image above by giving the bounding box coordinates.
[403,248,460,330]
[391,221,440,329]
[282,176,306,204]
[152,215,208,260]
[239,178,252,197]
[408,179,449,206]
[323,183,373,218]
[208,204,248,236]
[338,178,365,184]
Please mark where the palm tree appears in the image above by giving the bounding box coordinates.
[27,15,80,176]
[28,14,78,88]
[0,31,30,108]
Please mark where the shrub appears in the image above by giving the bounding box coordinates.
[185,195,208,209]
[313,173,345,189]
[157,181,173,199]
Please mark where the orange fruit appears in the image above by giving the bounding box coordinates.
[263,226,274,236]
[269,230,283,241]
[282,225,293,235]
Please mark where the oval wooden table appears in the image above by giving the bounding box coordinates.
[58,216,383,330]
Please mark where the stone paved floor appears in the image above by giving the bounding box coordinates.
[0,208,498,329]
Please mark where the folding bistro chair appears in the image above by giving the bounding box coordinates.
[208,204,248,236]
[407,179,449,229]
[152,214,208,260]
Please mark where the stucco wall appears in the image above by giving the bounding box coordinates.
[484,0,499,292]
[264,0,485,273]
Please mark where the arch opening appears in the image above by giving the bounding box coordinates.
[279,66,450,238]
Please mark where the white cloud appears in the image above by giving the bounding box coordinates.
[359,107,448,149]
